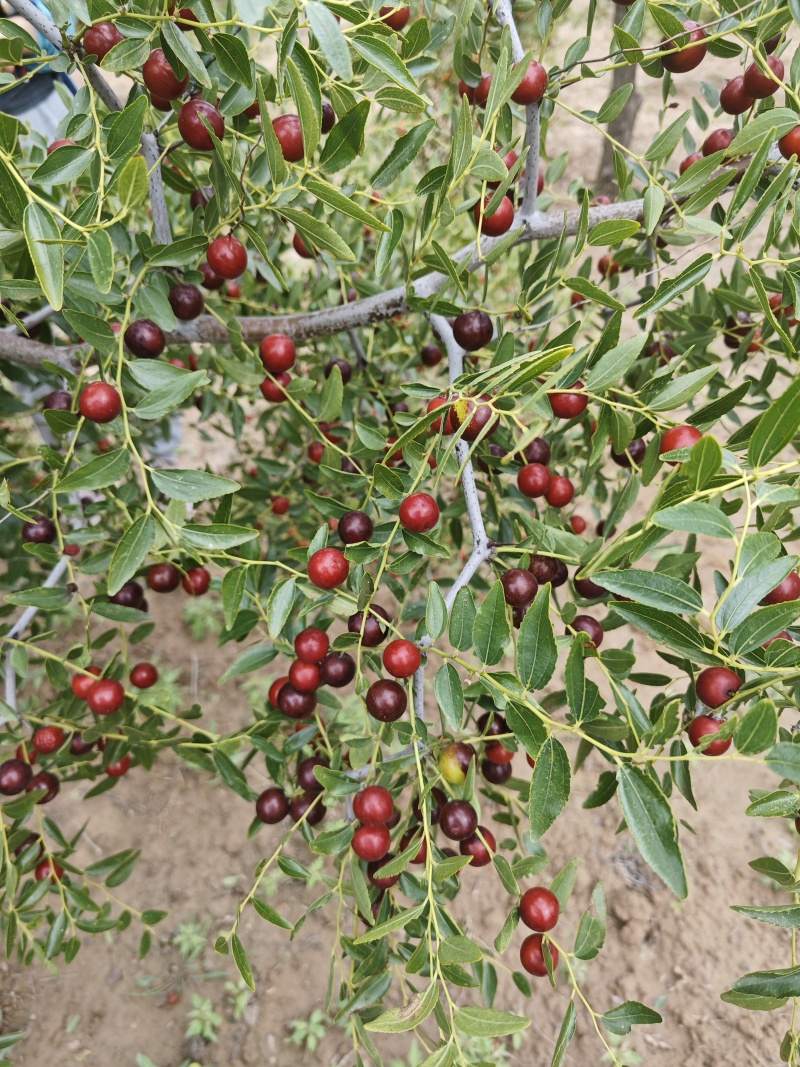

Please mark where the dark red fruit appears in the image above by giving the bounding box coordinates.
[570,516,587,534]
[0,759,32,795]
[529,555,559,584]
[297,756,328,793]
[368,855,400,888]
[450,395,498,440]
[525,438,551,466]
[380,4,410,30]
[178,98,225,151]
[743,54,784,98]
[349,606,391,646]
[71,666,101,699]
[295,628,329,664]
[182,567,210,596]
[695,666,741,709]
[702,128,733,157]
[32,726,65,754]
[70,733,94,755]
[80,382,121,423]
[421,344,442,367]
[574,575,606,600]
[130,662,158,688]
[168,283,204,320]
[474,75,492,107]
[399,493,439,533]
[26,771,60,803]
[260,333,296,373]
[199,260,224,289]
[720,75,754,115]
[660,424,702,458]
[571,615,603,647]
[353,785,394,825]
[87,678,125,715]
[319,651,356,687]
[260,372,291,402]
[268,676,288,708]
[272,114,304,162]
[501,568,537,606]
[289,659,321,692]
[148,563,181,592]
[520,933,558,976]
[477,711,508,736]
[453,310,493,351]
[545,475,574,508]
[399,828,427,863]
[482,759,512,784]
[661,21,707,74]
[22,516,56,544]
[271,496,290,515]
[106,755,131,777]
[293,232,314,258]
[383,639,421,678]
[338,510,374,544]
[485,739,514,764]
[549,381,587,418]
[679,152,703,174]
[611,438,646,467]
[321,100,336,133]
[763,572,800,605]
[43,390,72,411]
[440,800,478,841]
[687,715,732,756]
[324,357,352,384]
[207,235,247,280]
[83,22,124,61]
[459,826,496,867]
[290,793,325,825]
[142,48,188,99]
[474,195,515,237]
[366,679,407,722]
[256,787,290,823]
[520,886,560,931]
[511,60,547,104]
[277,683,317,719]
[518,463,551,498]
[307,547,349,589]
[35,859,64,882]
[124,319,165,359]
[779,126,800,161]
[352,824,391,861]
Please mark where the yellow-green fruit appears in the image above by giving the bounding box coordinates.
[438,741,476,785]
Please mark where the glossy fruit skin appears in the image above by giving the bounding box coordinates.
[485,740,514,764]
[482,758,512,784]
[199,260,224,289]
[338,510,374,545]
[457,80,475,102]
[380,4,410,30]
[574,575,606,600]
[453,310,493,351]
[277,683,317,719]
[307,547,349,589]
[474,74,493,107]
[439,741,476,784]
[295,628,329,664]
[291,793,325,825]
[517,462,551,498]
[744,54,784,98]
[178,98,224,150]
[168,283,204,320]
[696,666,742,709]
[451,396,498,440]
[421,344,442,367]
[106,755,131,777]
[289,659,321,693]
[474,195,515,237]
[687,715,732,756]
[353,785,394,824]
[320,651,356,687]
[87,678,125,715]
[272,114,304,162]
[143,48,188,99]
[47,139,76,154]
[720,75,754,115]
[368,855,399,888]
[520,933,558,977]
[260,372,291,402]
[268,676,288,708]
[26,771,60,803]
[546,476,574,508]
[80,382,121,423]
[83,22,124,60]
[70,733,94,755]
[460,826,496,867]
[260,333,296,373]
[148,562,181,592]
[679,151,703,174]
[549,381,587,418]
[702,128,734,157]
[779,126,800,160]
[660,424,702,457]
[383,639,421,678]
[71,666,101,699]
[0,759,33,795]
[207,235,247,280]
[293,232,314,258]
[321,100,336,132]
[125,319,166,360]
[325,357,352,384]
[763,571,800,605]
[352,824,391,861]
[611,438,646,467]
[130,662,158,688]
[182,567,210,596]
[529,555,559,584]
[348,606,391,646]
[366,679,407,722]
[22,516,56,544]
[35,859,64,882]
[571,615,603,647]
[522,887,558,930]
[440,800,478,841]
[477,711,508,736]
[271,496,290,515]
[501,568,537,606]
[427,396,456,434]
[570,515,587,534]
[33,726,65,755]
[43,390,72,411]
[399,493,439,533]
[661,21,707,74]
[256,787,290,823]
[512,60,547,104]
[297,756,328,793]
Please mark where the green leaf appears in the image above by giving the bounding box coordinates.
[728,602,800,655]
[643,185,665,236]
[453,1008,530,1038]
[178,524,258,550]
[114,154,149,212]
[585,334,647,392]
[365,982,438,1033]
[716,556,796,633]
[434,663,463,731]
[134,370,206,420]
[517,585,557,690]
[107,515,155,596]
[748,376,800,468]
[231,934,255,991]
[161,19,211,86]
[279,206,356,261]
[426,581,447,640]
[684,435,722,491]
[731,904,800,928]
[617,766,687,899]
[648,364,717,411]
[31,145,93,185]
[529,737,571,840]
[306,1,352,80]
[644,111,690,161]
[287,56,320,160]
[550,1002,577,1067]
[745,789,799,818]
[602,1001,663,1035]
[573,882,606,960]
[724,965,800,1002]
[652,501,734,539]
[765,743,800,784]
[56,449,129,492]
[472,582,511,665]
[213,32,253,88]
[219,645,275,682]
[638,253,713,318]
[596,82,633,123]
[23,202,63,310]
[252,897,294,929]
[350,33,420,93]
[371,119,434,189]
[587,219,640,246]
[318,362,343,421]
[267,577,295,638]
[734,700,778,755]
[449,587,475,650]
[353,902,426,944]
[564,640,604,723]
[86,229,114,295]
[62,310,116,351]
[222,566,247,630]
[439,935,482,965]
[566,276,625,311]
[306,177,389,231]
[598,569,702,614]
[4,586,70,609]
[729,107,799,155]
[150,468,240,503]
[320,100,370,173]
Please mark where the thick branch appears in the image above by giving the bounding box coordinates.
[0,331,84,370]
